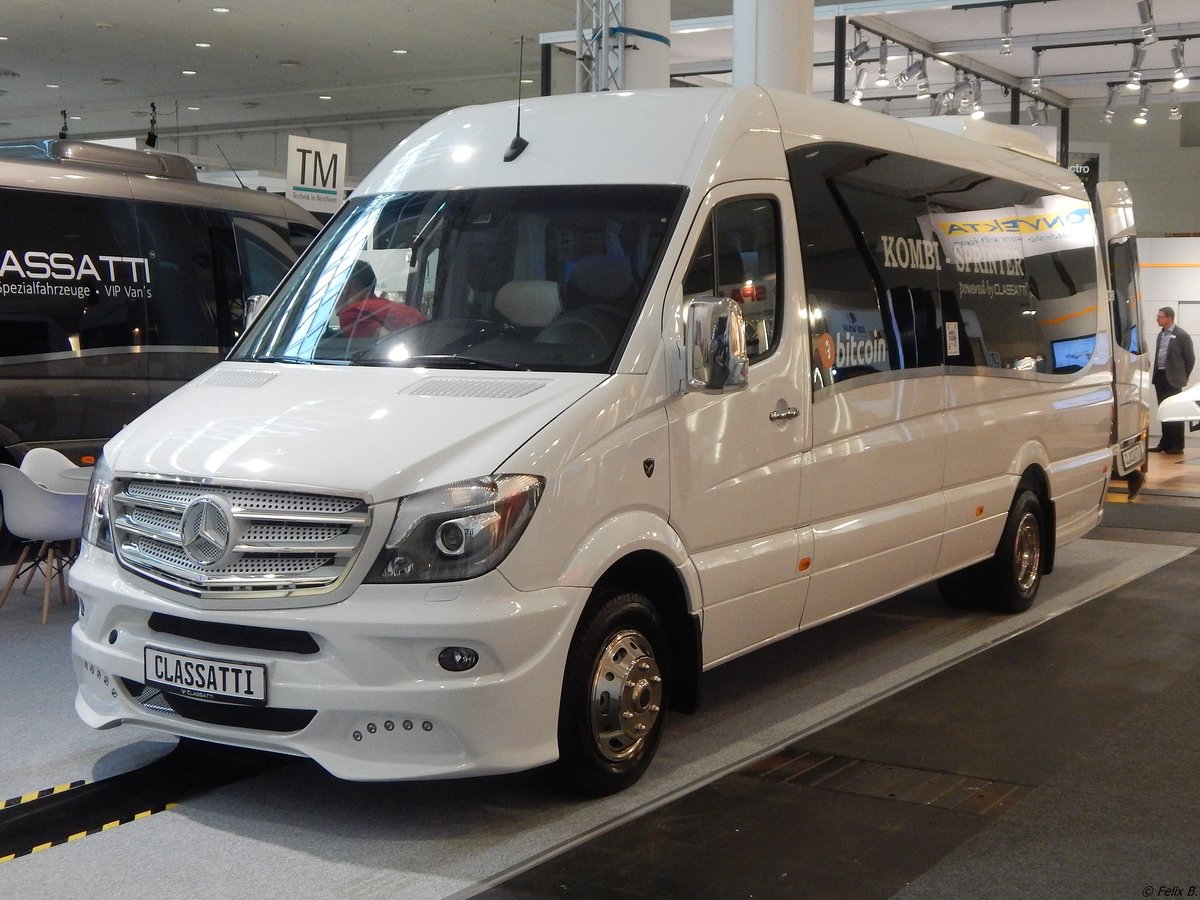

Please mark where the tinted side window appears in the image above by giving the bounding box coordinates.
[133,201,223,348]
[290,222,320,257]
[927,179,1098,373]
[682,198,783,361]
[1109,237,1143,354]
[238,233,291,297]
[790,143,1100,383]
[0,190,143,358]
[788,145,942,389]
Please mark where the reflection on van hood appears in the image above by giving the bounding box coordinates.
[106,362,604,500]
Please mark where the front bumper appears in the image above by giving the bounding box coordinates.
[71,544,584,780]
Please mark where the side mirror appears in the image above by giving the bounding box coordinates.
[245,294,271,327]
[686,297,749,393]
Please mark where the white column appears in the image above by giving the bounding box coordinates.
[621,1,671,89]
[732,0,814,94]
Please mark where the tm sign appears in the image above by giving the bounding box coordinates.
[287,136,347,214]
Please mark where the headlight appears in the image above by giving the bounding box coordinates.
[82,453,114,551]
[367,474,544,583]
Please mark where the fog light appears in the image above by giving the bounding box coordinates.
[438,646,479,672]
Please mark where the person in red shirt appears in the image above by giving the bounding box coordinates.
[336,260,426,337]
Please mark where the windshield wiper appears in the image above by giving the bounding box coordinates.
[353,354,527,371]
[250,355,315,365]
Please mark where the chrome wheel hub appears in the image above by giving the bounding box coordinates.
[589,629,663,763]
[1013,511,1041,593]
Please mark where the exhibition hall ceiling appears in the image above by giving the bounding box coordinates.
[0,0,1196,143]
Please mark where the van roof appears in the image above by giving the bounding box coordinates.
[0,138,319,225]
[354,87,1081,201]
[0,139,199,180]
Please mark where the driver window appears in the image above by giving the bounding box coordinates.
[682,197,782,361]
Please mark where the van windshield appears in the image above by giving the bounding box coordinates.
[232,185,684,372]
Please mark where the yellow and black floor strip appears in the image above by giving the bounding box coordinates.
[0,741,288,863]
[2,780,89,812]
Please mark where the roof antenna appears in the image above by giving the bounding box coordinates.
[216,143,248,189]
[504,35,530,162]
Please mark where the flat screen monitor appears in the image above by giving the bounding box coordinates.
[1051,334,1096,373]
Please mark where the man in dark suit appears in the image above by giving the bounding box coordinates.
[1150,306,1196,455]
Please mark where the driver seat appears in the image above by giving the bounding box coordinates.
[562,255,635,314]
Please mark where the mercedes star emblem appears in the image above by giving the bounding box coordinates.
[179,495,234,567]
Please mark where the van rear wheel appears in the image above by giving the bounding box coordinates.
[939,489,1044,614]
[554,590,668,797]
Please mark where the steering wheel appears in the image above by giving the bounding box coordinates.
[536,311,613,352]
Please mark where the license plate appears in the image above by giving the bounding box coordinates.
[144,646,267,706]
[1121,443,1145,469]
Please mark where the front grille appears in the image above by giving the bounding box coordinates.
[148,612,321,655]
[110,477,370,597]
[123,680,317,733]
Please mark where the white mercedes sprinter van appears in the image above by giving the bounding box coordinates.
[72,87,1114,796]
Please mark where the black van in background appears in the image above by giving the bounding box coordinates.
[0,140,320,541]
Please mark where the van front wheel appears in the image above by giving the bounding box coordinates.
[554,591,668,797]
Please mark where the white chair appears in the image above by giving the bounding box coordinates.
[0,464,86,623]
[20,447,87,494]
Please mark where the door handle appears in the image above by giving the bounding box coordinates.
[769,406,800,421]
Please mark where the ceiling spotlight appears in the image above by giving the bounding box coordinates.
[915,60,931,99]
[1104,84,1120,123]
[1169,89,1183,120]
[945,71,969,103]
[894,55,923,89]
[1172,42,1191,89]
[1126,44,1146,89]
[1028,101,1048,127]
[845,29,871,68]
[953,77,973,107]
[1000,5,1014,56]
[875,40,890,87]
[1031,49,1043,94]
[1137,0,1158,46]
[849,66,868,106]
[970,79,986,119]
[1133,84,1151,125]
[146,101,158,148]
[58,109,68,140]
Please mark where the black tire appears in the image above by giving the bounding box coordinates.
[937,567,980,610]
[939,489,1045,614]
[554,590,669,797]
